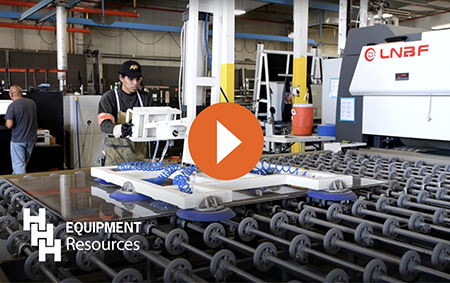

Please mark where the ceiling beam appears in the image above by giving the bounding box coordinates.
[38,0,83,23]
[0,9,321,44]
[249,0,339,12]
[18,0,54,22]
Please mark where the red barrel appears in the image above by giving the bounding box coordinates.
[291,104,314,136]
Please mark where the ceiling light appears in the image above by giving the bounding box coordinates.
[428,1,450,8]
[384,7,412,17]
[234,9,246,16]
[399,4,435,12]
[432,23,450,30]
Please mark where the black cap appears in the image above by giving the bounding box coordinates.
[119,60,142,78]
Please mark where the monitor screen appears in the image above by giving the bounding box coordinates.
[0,100,12,115]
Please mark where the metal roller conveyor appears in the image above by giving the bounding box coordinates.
[142,219,263,283]
[223,218,401,283]
[0,215,81,283]
[175,220,349,282]
[368,194,450,234]
[75,249,143,282]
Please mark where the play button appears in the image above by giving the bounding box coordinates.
[217,121,242,164]
[188,103,264,180]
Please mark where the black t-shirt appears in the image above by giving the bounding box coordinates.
[5,98,37,142]
[98,88,153,134]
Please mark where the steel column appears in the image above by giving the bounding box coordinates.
[291,0,309,153]
[338,0,347,55]
[219,0,234,103]
[56,4,67,91]
[359,0,368,28]
[182,0,200,165]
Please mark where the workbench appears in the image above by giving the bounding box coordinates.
[264,134,335,153]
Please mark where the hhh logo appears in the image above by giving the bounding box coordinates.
[23,208,61,262]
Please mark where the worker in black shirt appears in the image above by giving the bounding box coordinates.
[97,60,153,166]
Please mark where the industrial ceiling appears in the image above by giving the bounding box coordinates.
[79,0,450,28]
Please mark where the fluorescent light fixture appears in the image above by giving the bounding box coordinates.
[234,9,246,16]
[432,23,450,30]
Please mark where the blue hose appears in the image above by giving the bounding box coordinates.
[117,161,165,171]
[252,159,301,175]
[173,164,197,194]
[144,164,179,185]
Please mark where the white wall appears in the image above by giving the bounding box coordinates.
[0,5,58,51]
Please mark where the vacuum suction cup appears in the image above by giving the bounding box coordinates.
[176,208,236,222]
[306,189,357,201]
[94,178,117,187]
[110,190,152,202]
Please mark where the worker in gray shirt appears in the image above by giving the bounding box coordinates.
[5,85,37,174]
[98,60,153,166]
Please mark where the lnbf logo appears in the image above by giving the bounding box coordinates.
[23,208,61,262]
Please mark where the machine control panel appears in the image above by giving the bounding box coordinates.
[395,72,409,81]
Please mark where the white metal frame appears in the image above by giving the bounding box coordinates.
[91,164,353,209]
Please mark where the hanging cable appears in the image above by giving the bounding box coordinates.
[152,140,160,163]
[204,13,229,102]
[75,97,81,169]
[427,93,432,122]
[73,122,93,169]
[178,23,185,110]
[160,140,170,161]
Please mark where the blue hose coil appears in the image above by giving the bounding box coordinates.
[145,164,179,185]
[252,159,301,175]
[117,161,165,171]
[173,165,197,194]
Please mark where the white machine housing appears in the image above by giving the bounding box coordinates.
[125,106,187,142]
[36,129,50,146]
[349,29,450,141]
[64,95,103,168]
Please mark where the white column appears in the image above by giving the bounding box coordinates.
[291,0,309,153]
[359,0,368,28]
[210,0,222,105]
[338,0,347,56]
[182,0,200,164]
[56,4,67,91]
[217,0,234,103]
[292,0,308,104]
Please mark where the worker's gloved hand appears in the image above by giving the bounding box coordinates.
[113,122,133,138]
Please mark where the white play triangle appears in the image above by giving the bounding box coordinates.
[217,121,242,164]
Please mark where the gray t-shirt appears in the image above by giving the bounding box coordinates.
[5,98,37,142]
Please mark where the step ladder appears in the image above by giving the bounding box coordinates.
[253,43,293,123]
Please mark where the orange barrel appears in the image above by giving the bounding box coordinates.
[291,104,314,136]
